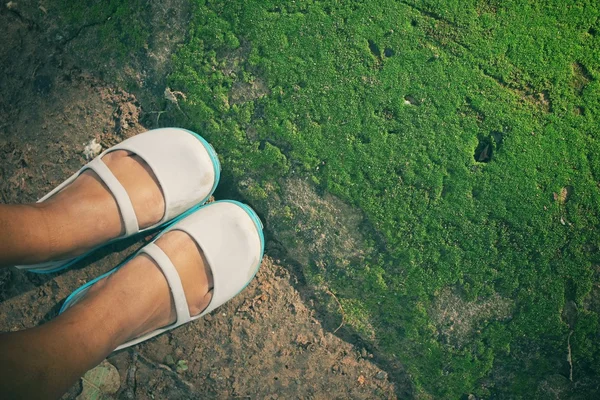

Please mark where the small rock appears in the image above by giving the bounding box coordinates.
[295,333,310,346]
[83,139,102,160]
[375,371,387,380]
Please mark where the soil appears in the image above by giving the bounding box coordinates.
[0,4,399,399]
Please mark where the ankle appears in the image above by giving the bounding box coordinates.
[0,204,56,265]
[29,184,124,262]
[54,295,127,356]
[28,201,71,262]
[85,257,176,345]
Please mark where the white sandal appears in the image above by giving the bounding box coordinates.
[16,128,221,273]
[59,200,264,351]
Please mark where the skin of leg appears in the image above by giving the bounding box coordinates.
[0,204,55,268]
[0,149,210,398]
[0,231,213,399]
[0,150,165,269]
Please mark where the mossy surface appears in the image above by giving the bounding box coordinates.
[55,0,151,57]
[167,0,600,397]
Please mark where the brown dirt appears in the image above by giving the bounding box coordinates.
[0,3,398,399]
[429,287,512,349]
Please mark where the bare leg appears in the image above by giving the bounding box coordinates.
[0,204,54,267]
[0,151,212,398]
[0,230,213,399]
[0,150,165,268]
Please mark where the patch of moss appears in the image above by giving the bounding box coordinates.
[169,0,600,398]
[55,0,151,59]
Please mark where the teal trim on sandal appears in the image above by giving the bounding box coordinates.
[181,128,221,202]
[220,200,266,298]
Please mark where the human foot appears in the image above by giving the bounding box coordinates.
[66,229,214,348]
[34,150,165,263]
[59,201,264,350]
[15,128,220,271]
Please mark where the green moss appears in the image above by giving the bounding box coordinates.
[55,0,151,59]
[169,0,600,397]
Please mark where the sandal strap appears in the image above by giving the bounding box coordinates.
[141,243,191,325]
[87,157,139,236]
[111,128,216,224]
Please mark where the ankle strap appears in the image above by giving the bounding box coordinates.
[87,157,139,236]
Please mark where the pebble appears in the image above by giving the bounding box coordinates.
[83,139,102,160]
[375,371,387,380]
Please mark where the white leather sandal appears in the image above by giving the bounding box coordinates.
[16,128,221,273]
[59,200,264,351]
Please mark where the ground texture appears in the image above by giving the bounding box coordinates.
[0,2,399,399]
[1,0,600,399]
